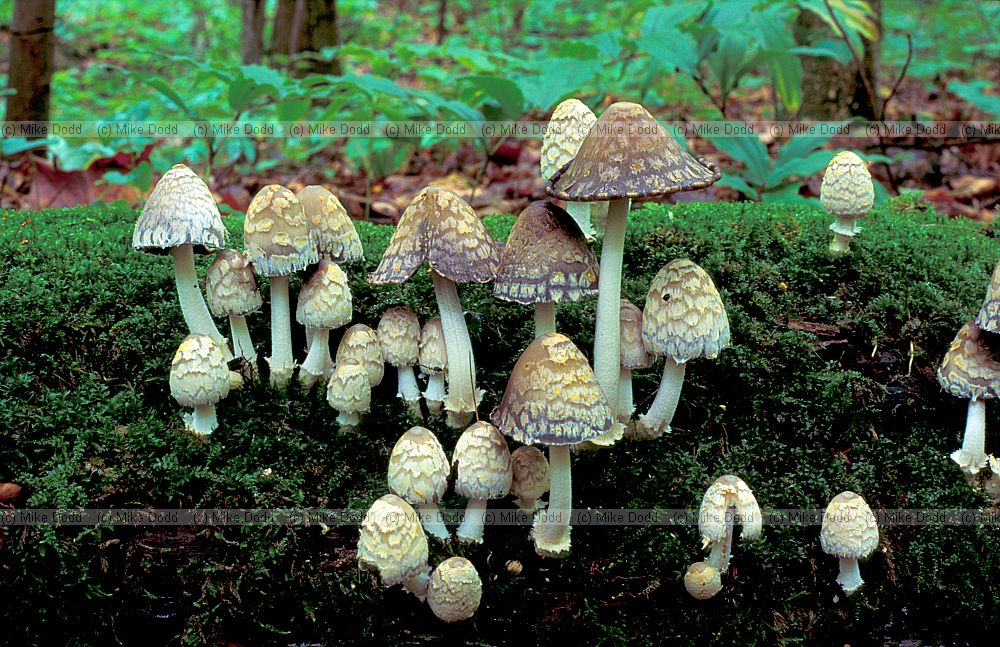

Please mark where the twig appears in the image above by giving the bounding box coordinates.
[883,32,913,115]
[690,71,728,118]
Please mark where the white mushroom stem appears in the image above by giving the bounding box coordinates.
[532,445,571,556]
[637,358,687,438]
[707,506,735,572]
[456,498,488,544]
[432,271,478,428]
[171,244,231,360]
[184,404,218,435]
[423,372,446,415]
[229,315,257,375]
[951,398,988,474]
[616,367,634,422]
[417,502,451,542]
[535,302,556,337]
[836,557,863,594]
[396,365,422,417]
[267,275,294,389]
[402,570,430,601]
[336,411,360,430]
[300,329,331,386]
[565,201,595,240]
[592,198,630,411]
[829,215,859,253]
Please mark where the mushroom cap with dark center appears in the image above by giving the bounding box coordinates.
[540,99,597,182]
[938,321,1000,401]
[206,249,263,317]
[419,316,448,374]
[133,164,225,254]
[452,421,513,500]
[335,324,384,387]
[820,491,879,560]
[545,101,721,202]
[491,333,613,445]
[620,299,652,369]
[427,556,482,623]
[698,475,762,543]
[169,333,231,407]
[243,184,317,277]
[296,259,352,330]
[493,201,599,304]
[820,151,874,219]
[378,305,421,367]
[388,426,450,505]
[296,185,364,263]
[976,260,1000,334]
[357,494,429,588]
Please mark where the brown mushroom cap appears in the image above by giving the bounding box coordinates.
[133,164,225,254]
[976,260,1000,334]
[545,102,721,202]
[378,305,421,367]
[493,201,599,304]
[419,316,448,374]
[820,151,874,219]
[326,359,370,414]
[452,421,513,500]
[510,445,550,502]
[368,186,500,285]
[296,185,364,263]
[820,491,879,559]
[938,321,1000,401]
[205,249,263,317]
[620,298,652,369]
[357,494,429,588]
[335,324,384,387]
[427,556,482,623]
[684,561,722,600]
[388,426,450,505]
[540,99,597,182]
[243,184,317,277]
[491,332,613,445]
[169,333,231,407]
[642,259,731,364]
[296,259,353,330]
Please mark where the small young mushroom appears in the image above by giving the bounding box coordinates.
[820,151,874,254]
[427,556,482,623]
[378,305,422,417]
[205,249,263,377]
[335,324,384,388]
[419,316,448,416]
[683,561,722,600]
[453,421,513,544]
[510,445,550,511]
[326,359,371,430]
[169,333,231,435]
[540,98,601,239]
[976,259,1000,333]
[388,426,451,542]
[697,475,762,573]
[296,259,352,386]
[358,494,430,600]
[820,491,879,595]
[618,298,653,425]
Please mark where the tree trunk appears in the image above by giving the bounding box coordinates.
[271,0,296,58]
[297,0,341,75]
[6,0,56,125]
[436,0,447,45]
[241,0,267,64]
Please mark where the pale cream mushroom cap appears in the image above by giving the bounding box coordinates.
[296,185,364,263]
[820,151,874,219]
[698,474,762,545]
[684,561,722,600]
[169,333,231,407]
[540,99,597,182]
[357,494,429,588]
[132,164,224,254]
[243,184,317,277]
[388,426,450,506]
[378,305,421,367]
[336,324,384,387]
[620,299,652,369]
[453,421,513,500]
[205,249,263,317]
[427,556,483,623]
[510,445,550,503]
[820,491,879,560]
[326,359,371,414]
[976,260,1000,333]
[296,259,353,330]
[418,316,448,374]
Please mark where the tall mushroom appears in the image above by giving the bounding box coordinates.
[976,259,1000,333]
[205,249,262,377]
[388,426,451,542]
[697,475,761,573]
[820,151,874,254]
[335,324,384,388]
[452,421,512,544]
[296,259,352,386]
[492,333,614,557]
[546,101,720,417]
[540,98,601,239]
[369,186,501,428]
[618,298,652,424]
[378,305,422,417]
[419,316,448,416]
[169,333,231,435]
[358,494,431,600]
[820,491,879,595]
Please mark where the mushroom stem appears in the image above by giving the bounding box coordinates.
[532,445,571,557]
[171,244,231,359]
[402,569,431,601]
[951,398,988,474]
[515,496,544,512]
[592,198,630,412]
[185,403,218,435]
[417,502,451,542]
[432,271,478,428]
[617,367,634,423]
[300,329,331,386]
[534,302,556,337]
[336,410,360,430]
[636,358,687,439]
[836,557,863,595]
[829,216,859,253]
[456,498,488,544]
[229,315,257,376]
[267,275,294,389]
[707,505,736,572]
[396,365,422,417]
[565,201,595,240]
[424,372,446,416]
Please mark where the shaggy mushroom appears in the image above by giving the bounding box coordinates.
[684,561,722,600]
[369,186,501,428]
[820,151,874,254]
[510,445,550,511]
[296,259,352,386]
[618,298,653,424]
[697,475,762,572]
[492,333,614,557]
[169,333,231,435]
[976,260,1000,333]
[205,249,262,376]
[546,101,720,417]
[635,259,731,440]
[326,359,370,430]
[358,494,430,600]
[452,421,512,544]
[540,98,602,238]
[388,426,451,542]
[335,324,384,388]
[419,316,448,416]
[427,557,482,623]
[378,305,422,417]
[493,201,598,337]
[820,491,879,595]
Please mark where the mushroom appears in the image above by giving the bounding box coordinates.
[618,298,653,424]
[697,475,761,573]
[369,186,501,428]
[540,99,602,239]
[427,556,482,623]
[419,316,448,416]
[296,259,352,386]
[205,249,263,377]
[493,200,598,338]
[377,305,423,417]
[820,151,874,254]
[243,185,317,389]
[937,321,1000,475]
[335,324,384,388]
[358,494,430,600]
[683,561,722,600]
[388,426,451,542]
[976,259,1000,333]
[325,359,370,430]
[169,333,231,435]
[132,164,231,358]
[820,491,879,595]
[510,445,550,511]
[491,333,614,557]
[546,101,720,417]
[452,421,513,544]
[635,259,731,440]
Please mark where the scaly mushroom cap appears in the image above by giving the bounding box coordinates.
[243,184,317,277]
[938,321,1000,401]
[698,475,762,544]
[358,494,429,588]
[540,98,597,181]
[326,359,371,414]
[453,422,513,500]
[546,102,721,202]
[133,164,225,254]
[388,426,450,506]
[620,299,652,369]
[368,186,501,285]
[976,260,1000,334]
[335,324,384,387]
[510,445,550,502]
[296,185,364,263]
[491,333,613,445]
[296,259,352,330]
[419,316,448,374]
[643,259,731,364]
[205,249,263,317]
[820,151,874,219]
[684,561,722,600]
[378,305,421,367]
[820,491,879,559]
[493,201,599,304]
[427,556,482,623]
[169,333,231,407]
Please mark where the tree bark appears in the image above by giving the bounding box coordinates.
[436,0,447,45]
[271,0,297,58]
[241,0,267,64]
[6,0,56,125]
[271,0,341,75]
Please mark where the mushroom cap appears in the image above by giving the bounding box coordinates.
[452,421,513,500]
[169,333,231,407]
[684,561,722,600]
[820,491,879,559]
[427,556,482,623]
[335,324,384,387]
[493,201,599,304]
[976,260,1000,334]
[540,98,597,182]
[326,359,371,413]
[368,186,501,285]
[938,321,1000,401]
[642,259,731,364]
[698,475,762,544]
[377,305,421,367]
[243,184,317,277]
[388,426,450,506]
[620,299,652,369]
[358,494,429,588]
[820,151,874,219]
[205,249,263,317]
[133,164,225,254]
[510,445,550,502]
[296,185,364,264]
[491,332,614,446]
[296,259,353,330]
[546,101,721,202]
[419,316,448,373]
